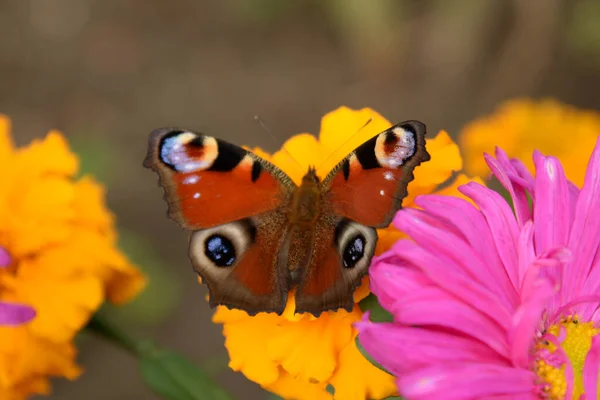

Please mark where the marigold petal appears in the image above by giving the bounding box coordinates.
[14,131,78,179]
[319,107,392,156]
[0,117,144,397]
[273,134,324,182]
[7,177,75,257]
[266,312,355,383]
[264,371,331,400]
[0,329,81,387]
[403,130,462,205]
[329,334,397,400]
[221,314,282,386]
[317,107,393,175]
[459,98,600,187]
[4,275,103,342]
[0,376,51,399]
[0,116,14,165]
[72,177,114,231]
[352,277,370,303]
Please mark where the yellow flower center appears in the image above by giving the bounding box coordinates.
[536,315,599,399]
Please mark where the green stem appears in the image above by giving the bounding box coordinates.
[86,313,142,356]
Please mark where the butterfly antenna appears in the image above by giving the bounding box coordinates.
[316,118,373,172]
[254,115,306,174]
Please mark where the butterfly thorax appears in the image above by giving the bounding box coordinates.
[288,167,321,228]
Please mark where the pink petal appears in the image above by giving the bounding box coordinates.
[369,258,432,313]
[392,286,509,357]
[532,152,570,256]
[517,221,536,286]
[509,276,553,368]
[567,181,580,233]
[389,237,513,328]
[459,182,520,291]
[0,302,36,325]
[583,335,600,400]
[356,318,507,377]
[416,195,519,307]
[510,157,536,193]
[571,138,600,297]
[397,205,515,308]
[397,364,536,400]
[486,149,531,227]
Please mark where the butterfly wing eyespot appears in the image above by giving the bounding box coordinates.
[323,120,430,228]
[294,218,377,316]
[144,128,296,230]
[190,220,255,271]
[189,213,290,316]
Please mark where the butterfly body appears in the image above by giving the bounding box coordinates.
[145,122,430,316]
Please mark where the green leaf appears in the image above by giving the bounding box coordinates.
[86,315,233,400]
[358,293,393,322]
[139,342,233,400]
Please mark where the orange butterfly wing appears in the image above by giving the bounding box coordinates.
[295,121,430,314]
[323,121,430,228]
[145,128,295,315]
[144,128,295,229]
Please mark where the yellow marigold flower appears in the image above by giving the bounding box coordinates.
[213,106,475,399]
[0,116,146,399]
[459,98,600,187]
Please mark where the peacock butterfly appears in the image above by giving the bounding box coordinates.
[144,121,430,316]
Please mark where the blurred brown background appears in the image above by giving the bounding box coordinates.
[1,0,599,399]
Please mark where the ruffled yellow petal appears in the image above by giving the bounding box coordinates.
[266,311,355,384]
[329,334,398,400]
[13,131,79,181]
[0,328,80,388]
[459,98,600,187]
[2,275,103,343]
[265,371,331,400]
[403,130,462,205]
[0,116,14,167]
[435,173,486,199]
[0,117,145,398]
[319,107,392,164]
[214,107,475,399]
[220,312,281,385]
[273,134,325,183]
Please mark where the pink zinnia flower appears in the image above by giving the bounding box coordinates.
[0,247,36,326]
[357,138,600,399]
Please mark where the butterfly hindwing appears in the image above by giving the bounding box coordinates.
[294,215,377,315]
[144,128,296,230]
[188,210,290,315]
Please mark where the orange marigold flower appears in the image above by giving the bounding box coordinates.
[0,116,146,399]
[213,106,478,399]
[459,98,600,187]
